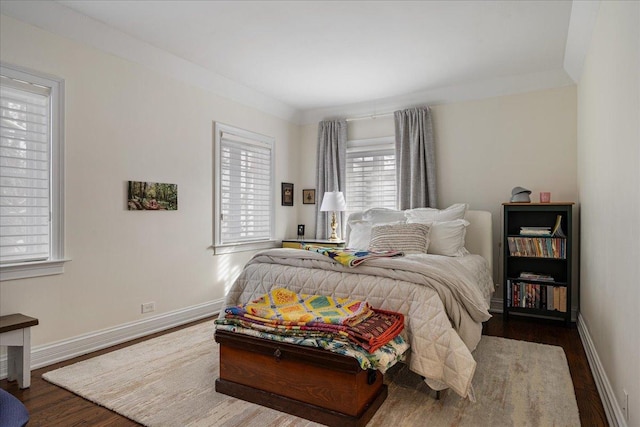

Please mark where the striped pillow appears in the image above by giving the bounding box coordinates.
[368,223,431,254]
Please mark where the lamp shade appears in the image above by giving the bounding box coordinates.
[320,191,346,212]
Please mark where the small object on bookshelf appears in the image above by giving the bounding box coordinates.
[510,186,532,203]
[551,214,566,237]
[540,192,551,203]
[502,202,576,324]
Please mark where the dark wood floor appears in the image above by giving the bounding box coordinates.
[2,314,607,426]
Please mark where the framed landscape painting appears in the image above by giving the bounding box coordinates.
[127,181,178,210]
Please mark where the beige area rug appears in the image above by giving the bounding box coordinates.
[42,321,580,426]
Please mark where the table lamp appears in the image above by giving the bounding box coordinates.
[320,191,346,241]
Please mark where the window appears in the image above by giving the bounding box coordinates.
[213,123,276,254]
[0,63,65,280]
[345,137,397,219]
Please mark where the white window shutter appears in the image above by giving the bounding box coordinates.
[220,133,273,243]
[0,80,51,264]
[346,137,397,218]
[214,123,275,252]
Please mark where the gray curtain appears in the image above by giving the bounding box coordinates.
[315,119,347,239]
[394,107,436,209]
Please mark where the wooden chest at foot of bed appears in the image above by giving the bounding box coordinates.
[215,330,387,427]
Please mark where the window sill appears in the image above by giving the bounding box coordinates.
[0,259,71,281]
[212,240,278,255]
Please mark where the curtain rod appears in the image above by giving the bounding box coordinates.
[344,105,431,122]
[345,112,394,122]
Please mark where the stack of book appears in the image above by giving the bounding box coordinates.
[520,226,551,236]
[517,215,566,238]
[507,236,566,258]
[506,280,567,312]
[519,271,555,281]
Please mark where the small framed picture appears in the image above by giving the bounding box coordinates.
[281,182,294,206]
[302,189,316,205]
[127,181,178,211]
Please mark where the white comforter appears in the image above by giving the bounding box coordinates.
[223,248,493,399]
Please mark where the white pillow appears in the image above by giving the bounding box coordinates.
[404,203,468,223]
[368,223,431,254]
[407,218,470,256]
[362,208,407,224]
[347,220,373,249]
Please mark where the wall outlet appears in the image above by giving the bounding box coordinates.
[141,302,155,314]
[623,389,629,421]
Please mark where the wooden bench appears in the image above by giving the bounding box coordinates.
[0,314,38,389]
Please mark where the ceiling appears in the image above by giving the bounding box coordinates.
[1,1,592,123]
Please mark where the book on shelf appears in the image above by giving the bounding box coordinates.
[558,287,567,312]
[520,226,551,236]
[526,283,533,308]
[547,286,555,310]
[552,286,567,312]
[551,215,566,238]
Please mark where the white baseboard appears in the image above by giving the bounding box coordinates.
[490,296,504,313]
[577,313,627,427]
[0,298,224,379]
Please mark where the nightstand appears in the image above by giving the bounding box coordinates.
[282,238,346,249]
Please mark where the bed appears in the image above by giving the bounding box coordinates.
[222,205,495,400]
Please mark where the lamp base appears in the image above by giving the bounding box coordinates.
[328,212,341,242]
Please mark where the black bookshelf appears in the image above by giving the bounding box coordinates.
[502,203,575,324]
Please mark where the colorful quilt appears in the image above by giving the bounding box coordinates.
[303,245,404,267]
[225,287,372,326]
[346,308,405,353]
[222,313,349,336]
[219,308,404,353]
[216,316,345,339]
[214,323,409,373]
[222,288,405,353]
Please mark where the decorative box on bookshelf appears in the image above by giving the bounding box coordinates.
[502,202,575,324]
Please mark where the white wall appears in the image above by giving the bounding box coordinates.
[299,86,578,287]
[577,1,640,425]
[0,15,299,346]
